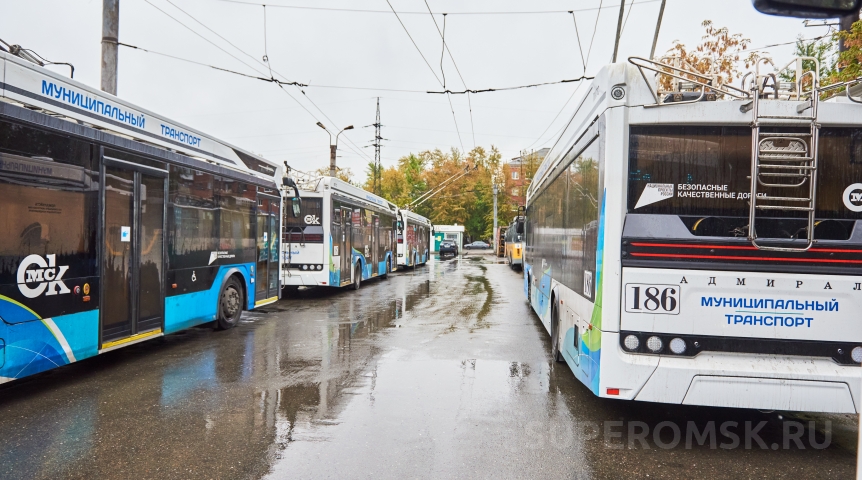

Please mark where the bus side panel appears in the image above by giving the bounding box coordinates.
[164,264,252,334]
[329,233,340,285]
[0,309,99,383]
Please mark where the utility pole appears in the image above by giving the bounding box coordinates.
[492,183,498,252]
[316,123,354,178]
[611,0,626,63]
[101,0,119,95]
[329,144,337,178]
[371,98,383,195]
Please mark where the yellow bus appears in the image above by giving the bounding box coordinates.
[504,214,524,270]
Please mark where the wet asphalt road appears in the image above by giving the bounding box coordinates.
[0,252,858,479]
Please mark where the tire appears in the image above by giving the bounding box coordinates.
[352,262,362,290]
[382,258,390,279]
[216,276,243,330]
[527,274,532,303]
[551,300,564,363]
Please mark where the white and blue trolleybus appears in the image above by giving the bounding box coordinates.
[524,56,862,413]
[282,176,398,289]
[396,209,431,268]
[0,47,297,383]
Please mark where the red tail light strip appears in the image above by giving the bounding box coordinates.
[630,252,862,264]
[630,242,862,254]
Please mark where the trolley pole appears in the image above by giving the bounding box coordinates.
[100,0,119,95]
[492,183,498,251]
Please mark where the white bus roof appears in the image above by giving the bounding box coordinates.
[301,176,398,213]
[0,50,282,182]
[399,209,431,226]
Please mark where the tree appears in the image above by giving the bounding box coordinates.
[779,35,836,88]
[832,19,862,84]
[661,20,765,91]
[314,166,354,184]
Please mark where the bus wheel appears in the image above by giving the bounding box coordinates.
[527,274,532,303]
[353,263,362,290]
[551,301,563,363]
[382,258,390,279]
[216,276,243,330]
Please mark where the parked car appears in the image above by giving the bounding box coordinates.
[439,241,459,256]
[464,241,490,250]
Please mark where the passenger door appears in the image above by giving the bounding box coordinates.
[101,157,167,346]
[256,194,280,305]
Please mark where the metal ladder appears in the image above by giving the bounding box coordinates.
[747,86,820,252]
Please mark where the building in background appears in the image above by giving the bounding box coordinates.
[502,148,548,209]
[431,224,465,252]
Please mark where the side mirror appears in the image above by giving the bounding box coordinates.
[396,221,403,232]
[291,197,301,218]
[752,0,861,18]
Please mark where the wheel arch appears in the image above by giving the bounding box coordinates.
[218,267,248,310]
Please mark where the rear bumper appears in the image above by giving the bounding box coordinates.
[602,331,859,413]
[439,249,458,255]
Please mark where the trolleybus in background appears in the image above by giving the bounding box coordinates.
[282,176,397,290]
[396,209,431,268]
[524,57,862,413]
[0,48,296,384]
[494,225,507,258]
[505,211,524,270]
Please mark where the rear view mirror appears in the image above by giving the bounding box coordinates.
[752,0,862,18]
[292,197,301,218]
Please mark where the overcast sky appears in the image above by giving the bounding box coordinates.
[1,0,831,182]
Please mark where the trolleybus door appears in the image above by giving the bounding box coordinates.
[100,158,167,345]
[256,195,280,304]
[341,208,352,284]
[372,215,380,275]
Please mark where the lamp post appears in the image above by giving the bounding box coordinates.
[316,122,354,178]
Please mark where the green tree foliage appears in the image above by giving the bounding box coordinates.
[364,146,502,241]
[779,35,836,87]
[832,20,862,84]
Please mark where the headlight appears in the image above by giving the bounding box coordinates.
[646,336,663,353]
[852,346,862,363]
[302,265,308,270]
[669,338,687,354]
[623,335,640,351]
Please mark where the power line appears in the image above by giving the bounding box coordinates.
[118,42,306,86]
[146,0,373,164]
[120,41,594,96]
[524,81,587,151]
[570,12,586,72]
[385,0,443,86]
[386,0,464,153]
[584,0,603,68]
[424,1,477,148]
[210,0,661,16]
[428,75,594,94]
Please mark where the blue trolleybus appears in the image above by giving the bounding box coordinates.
[0,48,296,383]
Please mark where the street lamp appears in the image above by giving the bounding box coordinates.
[317,122,354,178]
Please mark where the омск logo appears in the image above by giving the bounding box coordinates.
[844,183,862,213]
[17,254,71,298]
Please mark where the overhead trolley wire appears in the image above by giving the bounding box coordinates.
[385,0,464,153]
[428,75,594,94]
[209,0,661,16]
[146,0,373,164]
[424,0,476,148]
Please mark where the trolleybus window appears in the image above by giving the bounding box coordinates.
[0,121,99,323]
[527,135,602,300]
[628,125,862,221]
[168,165,218,270]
